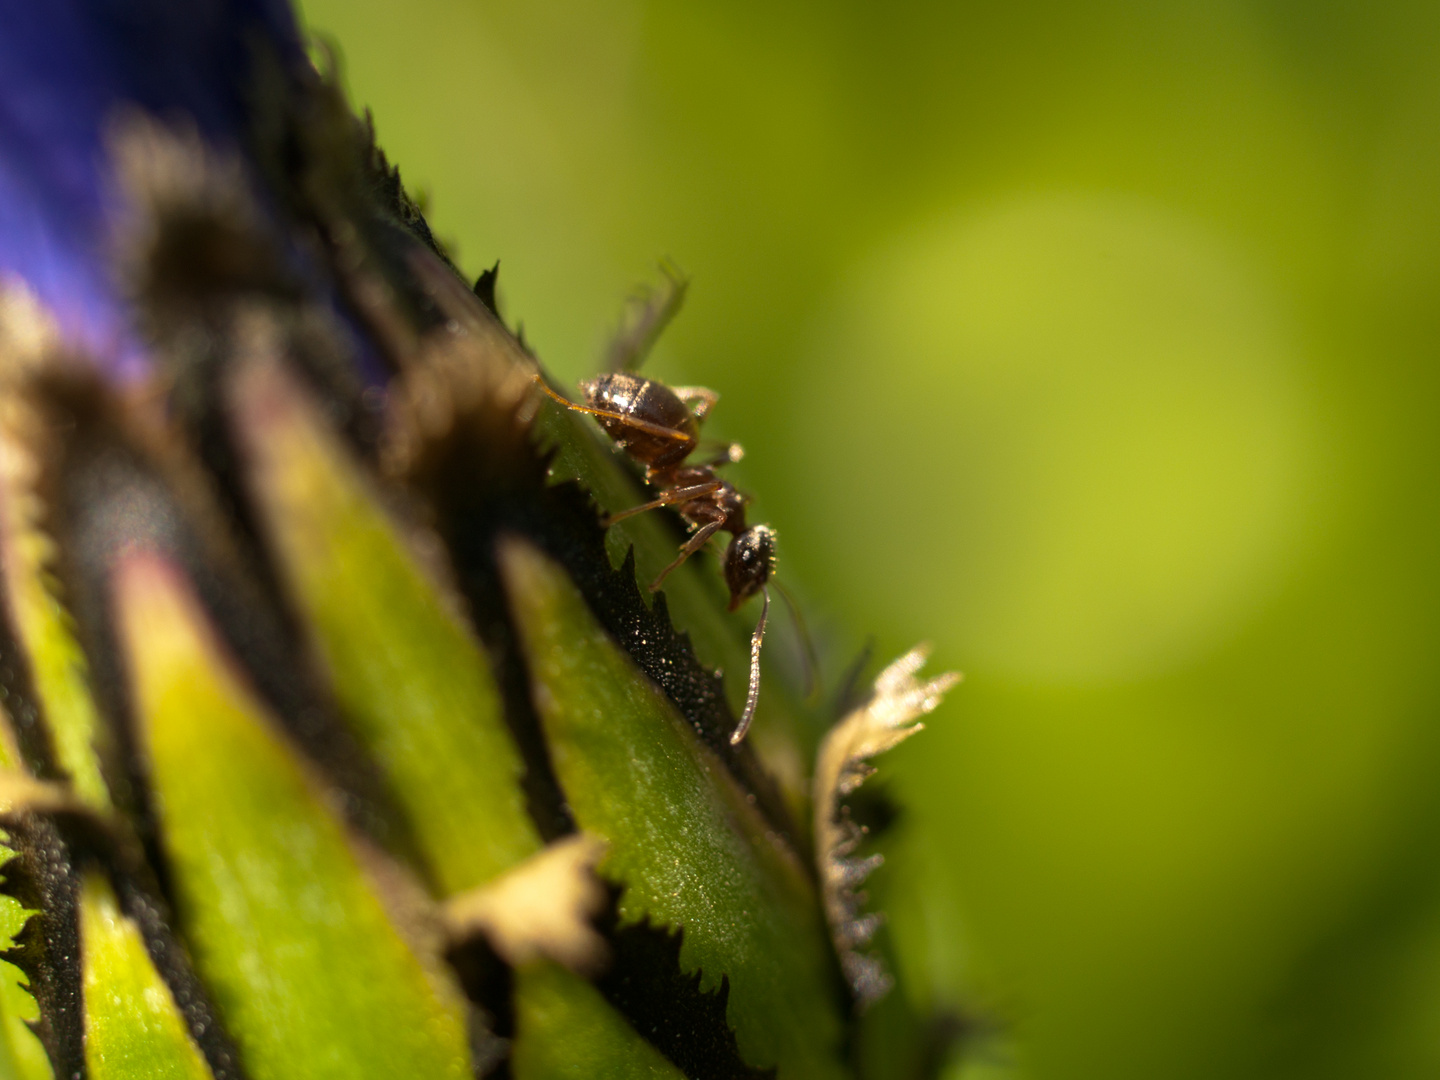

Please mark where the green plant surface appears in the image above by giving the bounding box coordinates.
[228,356,540,896]
[0,844,44,1080]
[510,962,687,1080]
[78,874,212,1080]
[498,537,847,1080]
[0,455,109,811]
[115,553,471,1080]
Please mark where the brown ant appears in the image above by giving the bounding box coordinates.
[532,268,778,744]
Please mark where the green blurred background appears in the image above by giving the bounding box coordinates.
[295,2,1440,1076]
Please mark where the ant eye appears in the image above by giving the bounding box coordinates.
[724,525,776,610]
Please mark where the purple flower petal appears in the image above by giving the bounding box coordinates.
[0,0,305,372]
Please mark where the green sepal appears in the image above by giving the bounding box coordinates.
[228,357,541,895]
[0,447,110,810]
[115,553,471,1080]
[510,961,687,1080]
[78,873,212,1080]
[0,841,47,1080]
[498,538,849,1080]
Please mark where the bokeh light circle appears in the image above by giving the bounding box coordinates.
[798,192,1315,684]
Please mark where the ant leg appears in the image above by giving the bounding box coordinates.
[650,511,727,592]
[605,263,689,372]
[531,373,693,445]
[671,386,719,422]
[531,373,596,414]
[602,480,724,526]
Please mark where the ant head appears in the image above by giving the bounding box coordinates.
[724,525,776,611]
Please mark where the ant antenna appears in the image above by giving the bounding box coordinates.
[773,580,820,703]
[730,587,771,745]
[833,638,875,719]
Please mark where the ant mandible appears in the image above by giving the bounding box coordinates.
[532,268,775,745]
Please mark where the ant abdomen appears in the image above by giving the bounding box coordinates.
[580,372,698,469]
